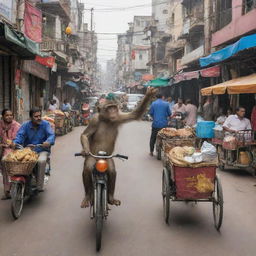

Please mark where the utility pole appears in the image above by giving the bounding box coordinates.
[90,8,94,88]
[90,8,94,31]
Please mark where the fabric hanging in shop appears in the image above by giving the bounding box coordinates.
[65,81,79,91]
[200,33,256,67]
[24,1,42,43]
[201,73,256,95]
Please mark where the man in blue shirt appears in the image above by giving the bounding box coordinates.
[14,108,55,191]
[149,93,171,156]
[62,99,72,112]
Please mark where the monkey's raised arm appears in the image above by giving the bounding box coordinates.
[118,87,157,123]
[80,115,99,153]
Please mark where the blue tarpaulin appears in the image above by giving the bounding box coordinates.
[200,33,256,67]
[65,81,79,91]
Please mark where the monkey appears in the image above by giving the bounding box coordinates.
[80,87,157,208]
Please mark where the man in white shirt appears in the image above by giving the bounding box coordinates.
[172,98,186,116]
[223,107,251,133]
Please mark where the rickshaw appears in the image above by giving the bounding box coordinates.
[213,130,256,176]
[201,73,256,176]
[162,160,223,230]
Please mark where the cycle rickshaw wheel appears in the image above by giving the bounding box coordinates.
[212,175,223,230]
[162,168,170,224]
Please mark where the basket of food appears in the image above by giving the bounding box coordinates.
[159,127,196,153]
[223,135,238,150]
[2,148,39,176]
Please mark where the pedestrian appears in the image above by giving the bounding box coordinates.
[0,109,21,199]
[251,103,256,131]
[149,93,171,156]
[172,98,186,116]
[48,99,57,111]
[185,99,197,127]
[166,96,175,115]
[62,99,72,112]
[203,96,214,121]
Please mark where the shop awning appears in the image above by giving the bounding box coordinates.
[144,78,170,87]
[53,51,68,63]
[200,33,256,67]
[65,81,79,91]
[0,23,41,58]
[201,73,256,96]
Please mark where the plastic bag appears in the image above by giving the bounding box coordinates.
[201,141,217,162]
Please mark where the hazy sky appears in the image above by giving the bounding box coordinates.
[82,0,151,68]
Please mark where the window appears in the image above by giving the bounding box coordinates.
[163,9,168,14]
[171,13,175,24]
[216,0,232,30]
[243,0,256,14]
[139,53,143,60]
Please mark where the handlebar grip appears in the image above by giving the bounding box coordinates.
[116,154,128,160]
[75,153,82,157]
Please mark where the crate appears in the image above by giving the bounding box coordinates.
[196,121,215,138]
[172,165,216,200]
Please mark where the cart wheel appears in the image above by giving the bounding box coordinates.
[213,175,223,230]
[162,168,170,224]
[157,147,162,160]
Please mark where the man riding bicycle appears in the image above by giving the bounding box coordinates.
[13,108,55,192]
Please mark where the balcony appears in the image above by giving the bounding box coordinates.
[166,39,185,54]
[181,45,204,65]
[36,0,70,22]
[40,39,66,52]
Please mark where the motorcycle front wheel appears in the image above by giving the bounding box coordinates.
[10,182,25,220]
[95,183,104,251]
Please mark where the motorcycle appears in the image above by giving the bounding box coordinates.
[75,151,128,251]
[8,144,51,219]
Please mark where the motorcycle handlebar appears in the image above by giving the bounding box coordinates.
[74,152,128,160]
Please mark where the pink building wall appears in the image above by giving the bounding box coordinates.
[212,0,256,47]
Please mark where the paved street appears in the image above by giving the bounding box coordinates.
[0,121,256,256]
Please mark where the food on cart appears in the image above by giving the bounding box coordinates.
[169,144,218,166]
[177,128,194,138]
[238,151,251,165]
[158,127,194,138]
[5,148,39,163]
[54,110,65,116]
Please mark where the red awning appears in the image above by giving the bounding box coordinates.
[200,65,220,77]
[173,65,220,83]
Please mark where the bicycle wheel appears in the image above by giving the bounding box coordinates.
[162,168,170,224]
[95,183,103,251]
[10,182,25,220]
[213,175,223,230]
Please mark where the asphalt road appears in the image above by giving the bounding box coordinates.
[0,122,256,256]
